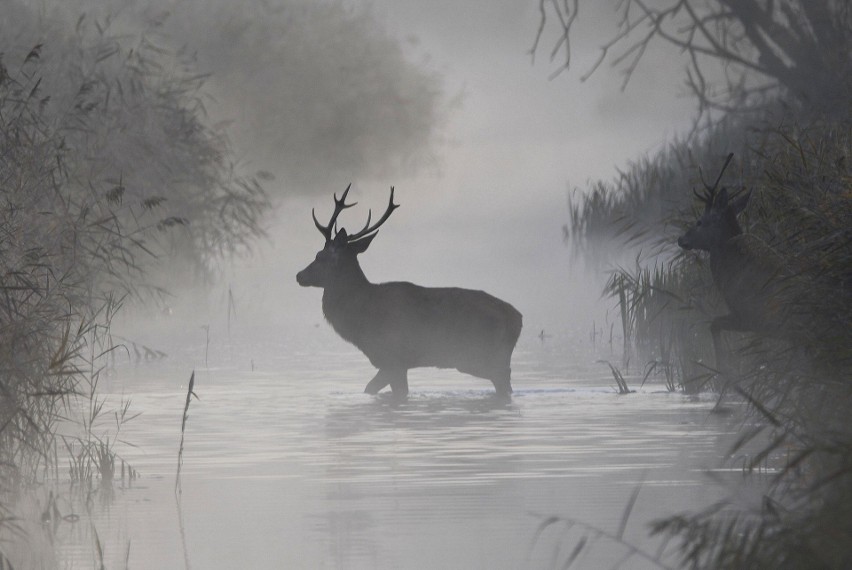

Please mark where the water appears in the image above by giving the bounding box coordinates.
[34,330,753,569]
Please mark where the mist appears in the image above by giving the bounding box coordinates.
[18,0,699,336]
[2,1,747,568]
[122,0,698,339]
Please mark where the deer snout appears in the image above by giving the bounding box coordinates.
[677,235,693,250]
[296,268,311,287]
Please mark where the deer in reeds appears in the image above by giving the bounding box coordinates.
[677,154,815,374]
[297,185,522,398]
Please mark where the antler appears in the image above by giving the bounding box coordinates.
[695,152,734,208]
[346,186,399,243]
[312,184,357,242]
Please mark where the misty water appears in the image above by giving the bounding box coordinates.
[32,328,759,569]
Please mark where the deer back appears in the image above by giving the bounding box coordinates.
[323,280,522,372]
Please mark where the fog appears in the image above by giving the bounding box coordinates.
[166,0,698,339]
[5,2,844,567]
[11,2,729,568]
[20,0,697,336]
[14,0,698,334]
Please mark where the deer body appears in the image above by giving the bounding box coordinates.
[297,186,522,397]
[706,234,795,334]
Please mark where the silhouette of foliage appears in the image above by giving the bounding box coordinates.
[2,3,271,284]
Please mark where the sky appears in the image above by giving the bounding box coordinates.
[208,0,698,342]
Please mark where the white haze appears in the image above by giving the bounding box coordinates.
[12,3,733,566]
[209,0,697,343]
[34,0,702,343]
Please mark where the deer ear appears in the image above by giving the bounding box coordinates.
[349,233,377,254]
[332,229,349,247]
[731,189,752,214]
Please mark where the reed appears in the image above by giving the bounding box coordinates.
[2,3,271,289]
[564,109,773,270]
[175,371,198,494]
[571,111,852,566]
[527,481,669,569]
[600,361,632,394]
[0,2,269,559]
[0,0,267,438]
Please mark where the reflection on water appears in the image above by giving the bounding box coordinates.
[36,332,752,569]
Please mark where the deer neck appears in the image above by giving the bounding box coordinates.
[708,229,745,291]
[321,259,373,339]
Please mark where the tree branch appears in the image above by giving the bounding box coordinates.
[532,0,851,118]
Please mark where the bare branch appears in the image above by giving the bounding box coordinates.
[529,0,550,64]
[532,0,851,119]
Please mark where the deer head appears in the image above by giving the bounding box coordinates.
[296,185,399,288]
[678,154,751,252]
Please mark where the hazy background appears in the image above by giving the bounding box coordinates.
[39,0,699,341]
[4,3,848,567]
[218,0,696,340]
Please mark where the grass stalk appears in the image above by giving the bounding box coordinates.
[175,371,198,495]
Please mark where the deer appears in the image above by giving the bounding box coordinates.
[677,153,816,375]
[296,185,523,398]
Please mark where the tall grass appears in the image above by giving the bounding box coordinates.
[570,111,852,566]
[1,55,128,483]
[563,103,824,268]
[2,3,271,288]
[175,371,197,494]
[654,120,852,568]
[0,5,270,558]
[0,56,130,563]
[603,261,718,394]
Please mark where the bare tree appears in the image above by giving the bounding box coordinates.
[533,0,852,119]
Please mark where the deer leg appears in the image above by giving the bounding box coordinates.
[483,364,513,398]
[711,314,750,380]
[364,369,391,395]
[388,369,409,398]
[460,364,513,398]
[364,368,408,397]
[710,317,727,374]
[490,371,513,399]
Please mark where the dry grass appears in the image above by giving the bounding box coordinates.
[571,111,852,567]
[0,4,270,560]
[175,371,198,494]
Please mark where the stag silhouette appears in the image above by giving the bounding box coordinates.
[678,154,815,373]
[297,185,522,397]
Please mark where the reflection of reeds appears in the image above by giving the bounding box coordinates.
[93,524,105,570]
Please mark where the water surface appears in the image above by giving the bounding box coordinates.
[43,331,751,569]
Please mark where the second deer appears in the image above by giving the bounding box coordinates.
[678,154,815,373]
